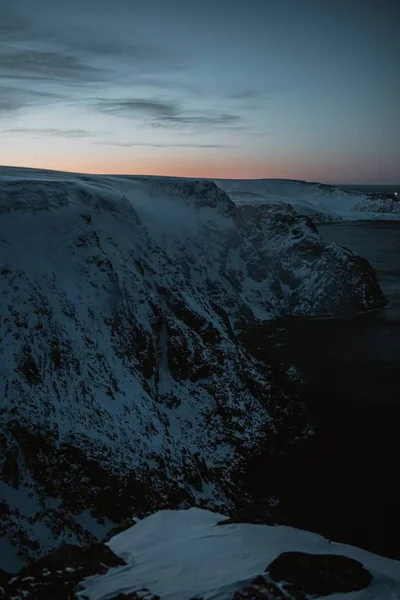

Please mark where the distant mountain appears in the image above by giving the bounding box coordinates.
[216,178,400,222]
[0,168,387,570]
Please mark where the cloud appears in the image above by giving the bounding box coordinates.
[0,84,65,115]
[153,113,242,129]
[0,11,26,38]
[0,127,104,138]
[0,3,182,86]
[96,98,178,118]
[0,6,184,118]
[225,86,293,104]
[0,3,245,134]
[0,42,181,117]
[68,38,177,68]
[127,77,200,95]
[227,90,260,100]
[95,97,244,130]
[96,141,232,148]
[0,47,105,82]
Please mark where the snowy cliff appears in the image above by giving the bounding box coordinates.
[0,167,387,568]
[216,178,400,222]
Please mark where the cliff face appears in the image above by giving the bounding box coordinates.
[235,201,387,316]
[0,169,386,569]
[216,178,400,222]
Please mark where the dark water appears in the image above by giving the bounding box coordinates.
[248,221,400,559]
[282,221,400,409]
[338,184,400,195]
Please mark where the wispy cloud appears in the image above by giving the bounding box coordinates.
[227,90,261,100]
[0,47,106,82]
[94,97,244,131]
[129,77,200,95]
[152,113,242,129]
[1,127,106,138]
[0,7,185,117]
[0,11,26,38]
[224,86,293,105]
[95,98,178,118]
[96,141,233,148]
[0,84,65,115]
[0,6,177,77]
[0,2,247,138]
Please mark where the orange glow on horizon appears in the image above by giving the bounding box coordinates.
[1,153,393,184]
[0,154,304,180]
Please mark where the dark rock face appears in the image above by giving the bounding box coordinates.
[236,202,387,316]
[353,193,400,216]
[234,576,286,599]
[0,543,125,599]
[108,593,160,600]
[266,551,372,596]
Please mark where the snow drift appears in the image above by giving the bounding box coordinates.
[81,508,400,600]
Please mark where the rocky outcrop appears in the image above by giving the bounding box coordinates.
[236,202,387,316]
[352,192,400,217]
[266,551,372,596]
[0,542,127,599]
[0,168,387,568]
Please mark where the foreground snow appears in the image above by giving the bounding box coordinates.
[216,179,400,223]
[81,508,400,600]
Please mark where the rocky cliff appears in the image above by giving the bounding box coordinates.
[216,178,400,222]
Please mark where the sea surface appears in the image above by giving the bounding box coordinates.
[250,221,400,558]
[281,221,400,407]
[338,183,400,195]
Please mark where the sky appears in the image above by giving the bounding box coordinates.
[0,0,399,183]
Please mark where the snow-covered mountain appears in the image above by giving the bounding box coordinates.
[216,178,400,222]
[0,167,387,570]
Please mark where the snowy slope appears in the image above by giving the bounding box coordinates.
[82,508,400,600]
[0,167,387,568]
[216,179,400,222]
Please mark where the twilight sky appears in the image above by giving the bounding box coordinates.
[1,0,399,182]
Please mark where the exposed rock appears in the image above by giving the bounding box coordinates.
[233,576,286,599]
[0,542,125,599]
[217,503,279,527]
[265,551,372,596]
[353,193,400,217]
[236,202,387,316]
[108,592,160,600]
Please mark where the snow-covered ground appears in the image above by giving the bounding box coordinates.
[215,179,400,222]
[82,508,400,600]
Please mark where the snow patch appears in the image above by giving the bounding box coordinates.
[82,508,400,600]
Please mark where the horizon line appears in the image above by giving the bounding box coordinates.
[0,164,399,187]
